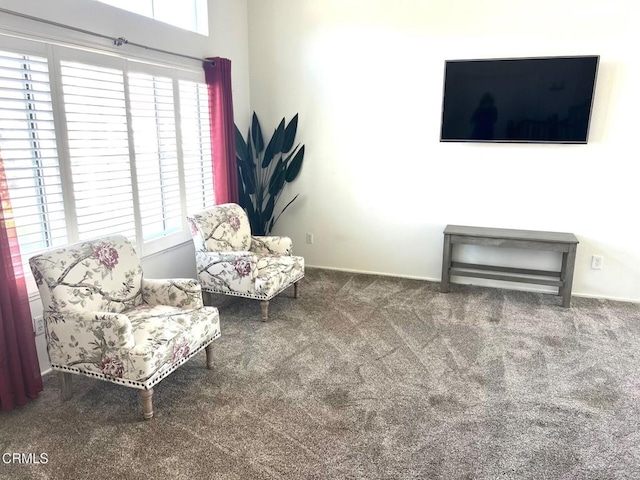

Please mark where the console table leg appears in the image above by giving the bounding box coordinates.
[561,245,577,308]
[441,233,452,293]
[558,251,568,299]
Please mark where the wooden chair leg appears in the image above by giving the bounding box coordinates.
[205,342,215,369]
[261,300,269,322]
[294,281,300,298]
[59,372,73,401]
[140,389,154,420]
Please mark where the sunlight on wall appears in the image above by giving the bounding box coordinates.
[307,26,440,223]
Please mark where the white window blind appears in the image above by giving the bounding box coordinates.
[129,72,181,241]
[0,37,216,274]
[0,50,67,258]
[179,80,214,215]
[60,60,136,240]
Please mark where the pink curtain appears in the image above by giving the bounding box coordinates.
[0,153,43,411]
[204,57,238,205]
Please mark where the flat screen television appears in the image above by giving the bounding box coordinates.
[440,55,599,143]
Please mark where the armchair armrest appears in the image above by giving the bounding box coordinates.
[250,235,293,255]
[142,278,204,309]
[195,251,258,294]
[45,310,135,367]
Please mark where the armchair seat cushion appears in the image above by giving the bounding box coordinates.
[126,304,220,382]
[255,255,305,297]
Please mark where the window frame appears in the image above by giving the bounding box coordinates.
[96,0,209,36]
[0,35,214,271]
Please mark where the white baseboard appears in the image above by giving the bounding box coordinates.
[306,264,640,304]
[306,264,439,282]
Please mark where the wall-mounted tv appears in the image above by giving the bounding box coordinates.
[440,55,599,144]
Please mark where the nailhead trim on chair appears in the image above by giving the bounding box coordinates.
[51,331,221,390]
[203,273,305,301]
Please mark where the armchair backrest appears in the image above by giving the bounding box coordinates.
[29,235,144,315]
[187,203,252,252]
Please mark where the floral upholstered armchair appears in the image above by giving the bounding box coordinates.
[29,235,221,420]
[187,203,305,321]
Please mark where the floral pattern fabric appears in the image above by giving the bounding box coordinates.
[142,278,204,309]
[187,203,304,301]
[29,235,220,389]
[188,203,252,252]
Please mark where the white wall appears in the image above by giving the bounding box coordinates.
[246,0,640,302]
[0,0,251,372]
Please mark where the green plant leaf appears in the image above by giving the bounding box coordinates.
[235,125,248,162]
[238,161,256,194]
[262,138,275,169]
[281,144,298,166]
[272,194,299,230]
[237,166,246,197]
[246,201,258,233]
[285,145,305,182]
[251,112,264,152]
[274,118,286,153]
[247,130,255,167]
[264,196,275,227]
[280,193,299,215]
[268,160,287,196]
[282,114,298,153]
[262,119,285,168]
[239,188,250,210]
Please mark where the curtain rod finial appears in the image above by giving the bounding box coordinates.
[114,37,128,47]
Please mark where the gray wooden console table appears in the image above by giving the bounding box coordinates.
[440,225,579,307]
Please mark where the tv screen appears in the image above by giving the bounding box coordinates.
[440,55,599,143]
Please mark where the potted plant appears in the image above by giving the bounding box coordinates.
[235,112,305,235]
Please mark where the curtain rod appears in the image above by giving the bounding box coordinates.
[0,7,212,65]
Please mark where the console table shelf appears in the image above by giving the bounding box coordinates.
[440,225,579,307]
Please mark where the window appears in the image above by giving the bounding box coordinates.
[0,38,214,270]
[129,72,180,241]
[179,80,214,215]
[0,49,67,256]
[60,60,136,240]
[96,0,209,36]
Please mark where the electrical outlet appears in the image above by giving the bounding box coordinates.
[34,316,45,336]
[591,255,603,270]
[306,233,314,244]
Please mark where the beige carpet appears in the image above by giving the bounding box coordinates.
[2,267,640,479]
